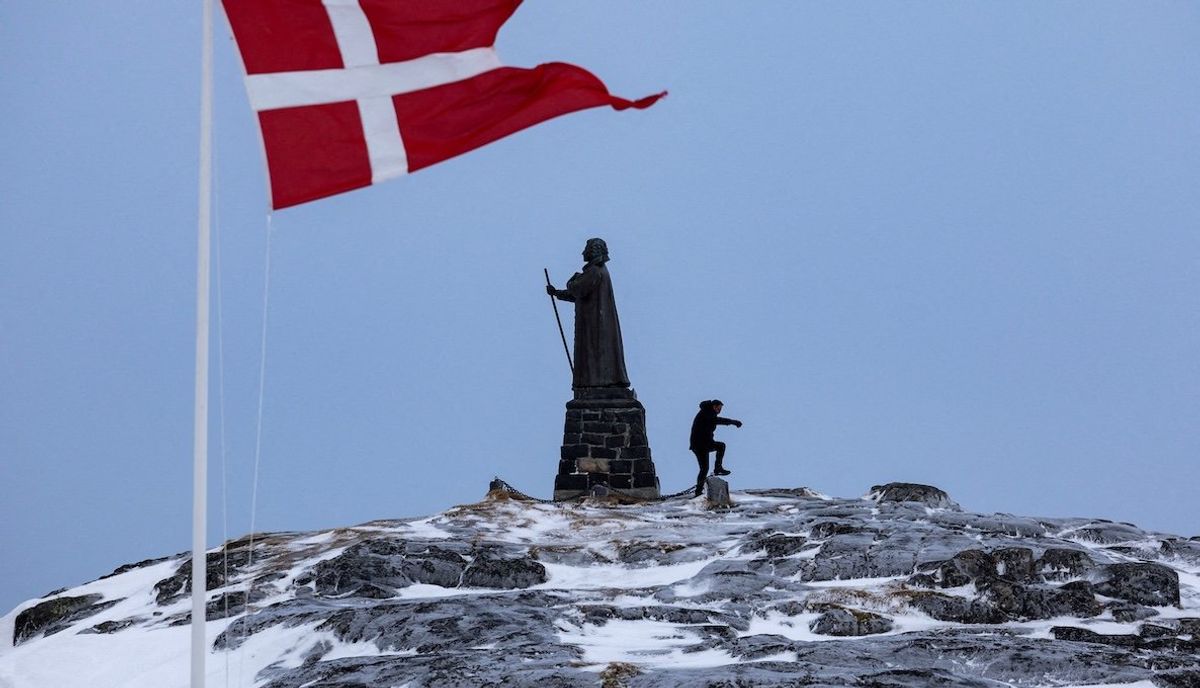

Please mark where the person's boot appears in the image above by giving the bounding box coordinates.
[694,483,704,497]
[714,466,731,476]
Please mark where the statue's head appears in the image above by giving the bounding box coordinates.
[583,237,609,265]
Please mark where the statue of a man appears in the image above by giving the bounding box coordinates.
[546,238,631,389]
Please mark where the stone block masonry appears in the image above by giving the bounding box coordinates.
[553,387,660,500]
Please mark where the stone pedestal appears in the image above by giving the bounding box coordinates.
[553,387,660,501]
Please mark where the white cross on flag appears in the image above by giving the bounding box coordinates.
[221,0,665,209]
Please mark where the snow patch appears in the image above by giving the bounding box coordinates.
[538,557,716,591]
[557,619,734,669]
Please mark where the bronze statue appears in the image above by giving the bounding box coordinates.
[546,238,630,389]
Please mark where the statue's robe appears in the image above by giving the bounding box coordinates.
[563,262,630,388]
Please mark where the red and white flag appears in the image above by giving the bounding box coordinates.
[221,0,665,209]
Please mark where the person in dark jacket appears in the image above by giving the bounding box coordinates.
[690,399,742,496]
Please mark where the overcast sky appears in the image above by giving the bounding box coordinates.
[2,2,1198,614]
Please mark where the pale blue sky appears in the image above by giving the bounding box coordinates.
[2,2,1198,614]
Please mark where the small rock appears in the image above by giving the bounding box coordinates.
[528,545,609,567]
[705,476,732,508]
[868,482,960,510]
[312,541,467,597]
[809,521,861,539]
[1152,669,1200,688]
[301,640,332,666]
[1111,603,1159,623]
[647,607,714,624]
[809,607,893,636]
[670,560,779,604]
[728,633,795,660]
[1142,636,1200,654]
[80,619,136,635]
[932,549,995,588]
[1161,539,1200,564]
[978,578,1100,620]
[992,547,1036,582]
[1074,522,1147,544]
[1051,626,1140,647]
[802,531,878,581]
[599,662,640,688]
[98,556,172,581]
[689,623,739,641]
[13,594,118,645]
[1043,581,1103,619]
[1095,562,1180,607]
[906,573,938,588]
[1036,548,1095,580]
[1140,623,1177,639]
[579,605,619,623]
[977,577,1025,617]
[751,533,808,558]
[744,487,821,499]
[461,554,547,589]
[152,549,252,605]
[614,540,686,565]
[905,591,1006,624]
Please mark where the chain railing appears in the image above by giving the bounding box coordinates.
[489,478,700,504]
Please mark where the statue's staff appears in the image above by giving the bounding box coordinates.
[544,268,574,374]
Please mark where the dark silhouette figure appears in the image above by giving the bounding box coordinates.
[546,238,630,389]
[690,399,742,496]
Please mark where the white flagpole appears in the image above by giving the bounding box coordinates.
[192,0,214,685]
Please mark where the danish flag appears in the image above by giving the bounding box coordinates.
[221,0,665,209]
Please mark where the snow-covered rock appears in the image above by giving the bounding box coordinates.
[2,483,1198,687]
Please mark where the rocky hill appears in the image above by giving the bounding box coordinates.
[2,482,1198,687]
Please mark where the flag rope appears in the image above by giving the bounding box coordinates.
[247,213,273,555]
[237,211,274,688]
[212,94,233,688]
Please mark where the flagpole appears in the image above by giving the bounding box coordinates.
[192,0,214,685]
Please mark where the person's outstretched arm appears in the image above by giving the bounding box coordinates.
[716,416,743,428]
